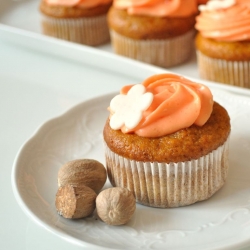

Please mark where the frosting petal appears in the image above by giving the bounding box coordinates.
[199,0,236,11]
[109,84,154,130]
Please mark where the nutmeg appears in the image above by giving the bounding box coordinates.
[55,184,97,219]
[96,187,136,226]
[58,159,107,193]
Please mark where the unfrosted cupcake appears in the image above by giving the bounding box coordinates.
[39,0,112,46]
[195,0,250,88]
[103,73,231,208]
[107,0,198,68]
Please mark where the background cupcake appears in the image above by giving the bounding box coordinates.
[39,0,112,46]
[103,74,231,208]
[195,0,250,88]
[107,0,198,68]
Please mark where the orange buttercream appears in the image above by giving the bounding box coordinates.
[113,0,198,17]
[196,0,250,41]
[110,74,213,138]
[45,0,112,8]
[197,0,208,4]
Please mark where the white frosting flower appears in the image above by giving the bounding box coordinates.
[199,0,236,12]
[110,84,153,130]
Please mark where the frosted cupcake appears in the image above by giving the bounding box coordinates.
[195,0,250,88]
[39,0,112,46]
[107,0,198,68]
[103,73,231,208]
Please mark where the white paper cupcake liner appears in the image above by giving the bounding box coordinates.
[109,29,195,68]
[41,14,110,46]
[104,137,230,208]
[196,51,250,88]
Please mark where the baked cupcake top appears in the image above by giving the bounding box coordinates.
[108,74,213,138]
[107,6,197,39]
[113,0,198,17]
[195,0,250,41]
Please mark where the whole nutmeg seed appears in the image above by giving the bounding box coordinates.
[55,184,97,219]
[58,159,107,193]
[96,187,136,225]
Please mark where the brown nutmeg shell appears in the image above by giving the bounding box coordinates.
[55,184,97,219]
[58,159,107,193]
[96,187,136,226]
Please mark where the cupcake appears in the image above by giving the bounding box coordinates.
[39,0,112,46]
[195,0,250,88]
[103,73,231,208]
[107,0,198,68]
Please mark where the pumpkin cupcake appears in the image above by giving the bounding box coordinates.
[103,73,231,208]
[39,0,112,46]
[195,0,250,88]
[107,0,198,68]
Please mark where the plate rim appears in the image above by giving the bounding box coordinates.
[11,89,250,250]
[11,92,116,249]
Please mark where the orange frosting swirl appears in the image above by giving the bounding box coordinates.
[113,0,198,17]
[197,0,208,4]
[110,74,213,138]
[45,0,112,8]
[195,0,250,41]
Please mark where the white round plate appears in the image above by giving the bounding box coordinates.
[12,90,250,250]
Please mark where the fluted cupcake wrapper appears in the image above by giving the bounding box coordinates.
[41,14,110,46]
[109,29,195,68]
[196,51,250,88]
[104,137,230,208]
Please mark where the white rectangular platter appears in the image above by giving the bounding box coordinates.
[0,0,200,79]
